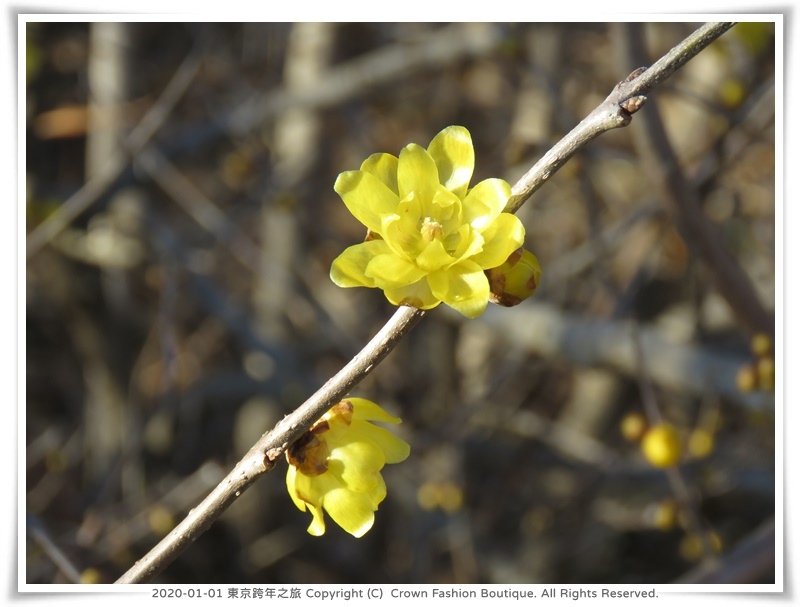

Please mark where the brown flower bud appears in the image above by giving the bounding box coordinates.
[486,247,541,307]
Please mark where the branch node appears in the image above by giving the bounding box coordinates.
[620,95,648,114]
[265,446,284,465]
[609,108,633,128]
[623,66,649,83]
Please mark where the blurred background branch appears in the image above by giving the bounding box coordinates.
[25,21,775,585]
[114,22,741,584]
[614,23,773,334]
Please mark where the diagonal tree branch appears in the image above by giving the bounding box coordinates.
[116,305,424,583]
[115,21,736,584]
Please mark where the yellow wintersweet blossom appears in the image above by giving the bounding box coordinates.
[285,398,410,537]
[330,126,525,318]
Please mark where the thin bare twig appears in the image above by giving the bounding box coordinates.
[136,147,262,271]
[99,462,226,555]
[616,23,772,334]
[27,514,82,583]
[226,23,503,135]
[27,24,503,261]
[632,326,717,560]
[479,408,619,470]
[675,518,775,583]
[116,22,735,583]
[506,21,735,213]
[480,301,765,411]
[26,40,205,258]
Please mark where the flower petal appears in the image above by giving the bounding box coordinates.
[330,240,392,288]
[289,467,316,506]
[364,473,387,507]
[335,170,399,233]
[383,279,441,310]
[470,213,526,269]
[416,239,455,272]
[365,253,426,288]
[360,153,399,195]
[463,178,511,231]
[355,423,411,464]
[428,261,491,318]
[300,471,343,535]
[325,465,387,508]
[397,143,439,203]
[430,187,463,236]
[285,465,307,512]
[450,225,484,264]
[348,397,402,424]
[427,126,474,198]
[382,197,424,259]
[328,441,385,492]
[306,502,327,536]
[323,488,377,538]
[329,439,385,472]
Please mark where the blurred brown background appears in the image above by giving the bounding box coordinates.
[25,22,775,584]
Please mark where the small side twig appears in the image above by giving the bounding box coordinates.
[227,23,503,134]
[675,518,775,583]
[632,326,717,560]
[136,147,262,271]
[26,38,205,258]
[505,21,735,213]
[616,22,772,334]
[480,301,765,411]
[27,514,82,584]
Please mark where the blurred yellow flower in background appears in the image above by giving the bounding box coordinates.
[330,126,526,318]
[286,398,410,537]
[641,424,682,469]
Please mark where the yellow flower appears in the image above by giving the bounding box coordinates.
[285,398,410,537]
[641,424,682,469]
[330,126,525,318]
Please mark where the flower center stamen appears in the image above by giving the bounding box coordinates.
[420,217,444,242]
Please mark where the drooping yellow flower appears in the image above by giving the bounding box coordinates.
[285,398,410,537]
[330,126,525,318]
